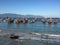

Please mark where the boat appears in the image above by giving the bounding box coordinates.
[29,20,35,23]
[7,18,14,24]
[22,18,28,24]
[41,18,46,24]
[7,18,11,24]
[54,19,58,24]
[48,17,52,24]
[15,18,20,24]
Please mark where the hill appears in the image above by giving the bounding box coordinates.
[0,13,44,18]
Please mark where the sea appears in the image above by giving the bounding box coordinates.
[0,18,60,45]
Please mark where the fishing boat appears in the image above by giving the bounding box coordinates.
[22,18,28,24]
[48,17,52,24]
[41,18,46,24]
[29,20,35,23]
[7,18,11,24]
[7,18,14,24]
[15,18,20,24]
[54,19,58,24]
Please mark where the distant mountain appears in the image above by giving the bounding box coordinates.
[0,13,22,18]
[0,13,44,18]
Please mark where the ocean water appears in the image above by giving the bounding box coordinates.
[0,19,60,45]
[0,20,60,34]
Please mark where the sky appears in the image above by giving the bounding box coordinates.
[0,0,60,17]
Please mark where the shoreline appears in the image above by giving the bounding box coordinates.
[0,30,60,44]
[0,30,60,36]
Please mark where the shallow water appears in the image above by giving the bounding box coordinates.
[0,34,60,45]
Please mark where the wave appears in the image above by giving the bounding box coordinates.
[15,32,60,43]
[0,31,60,43]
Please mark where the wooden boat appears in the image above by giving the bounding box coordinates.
[10,19,14,23]
[48,21,52,24]
[48,17,52,24]
[7,18,11,24]
[41,18,46,24]
[15,18,20,24]
[29,20,35,23]
[22,18,28,24]
[54,19,58,24]
[7,18,14,24]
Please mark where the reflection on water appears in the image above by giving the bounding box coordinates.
[0,20,60,34]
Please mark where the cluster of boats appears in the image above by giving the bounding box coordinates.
[41,17,58,24]
[0,17,59,24]
[0,17,38,24]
